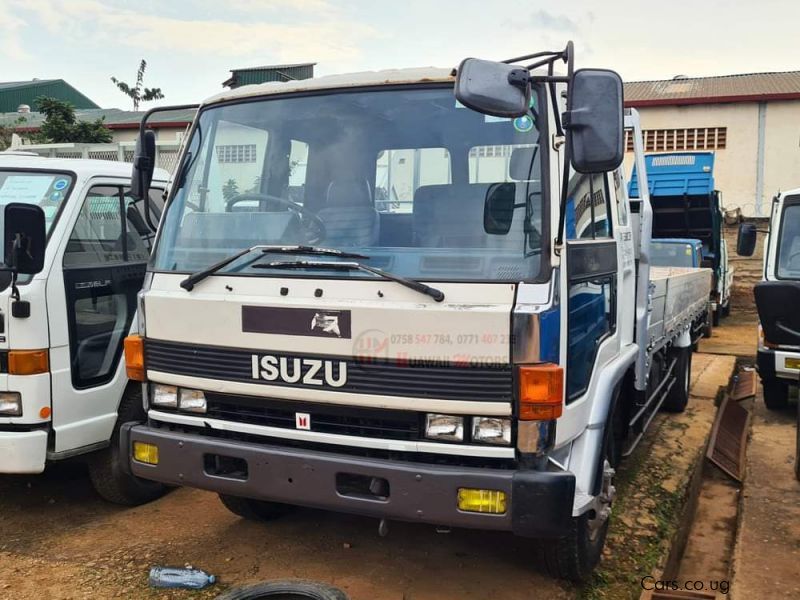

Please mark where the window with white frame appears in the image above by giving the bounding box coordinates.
[216,144,257,163]
[625,127,727,152]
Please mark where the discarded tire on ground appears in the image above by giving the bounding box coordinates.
[214,580,349,600]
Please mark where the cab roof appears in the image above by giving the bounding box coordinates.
[0,153,170,182]
[203,67,455,107]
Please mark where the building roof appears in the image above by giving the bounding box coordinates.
[207,66,453,106]
[229,63,317,73]
[624,71,800,107]
[0,79,100,111]
[0,107,196,131]
[0,152,169,182]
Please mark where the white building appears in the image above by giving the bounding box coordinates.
[623,71,800,216]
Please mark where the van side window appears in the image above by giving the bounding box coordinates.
[62,185,155,388]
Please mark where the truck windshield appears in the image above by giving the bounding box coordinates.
[776,200,800,279]
[154,86,545,282]
[650,241,696,268]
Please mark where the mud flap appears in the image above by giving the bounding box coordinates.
[511,470,576,538]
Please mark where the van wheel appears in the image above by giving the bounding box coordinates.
[762,378,789,410]
[663,346,691,413]
[215,581,349,600]
[540,459,614,582]
[218,494,292,521]
[87,385,167,506]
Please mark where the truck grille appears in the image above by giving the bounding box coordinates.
[204,393,421,441]
[145,339,513,402]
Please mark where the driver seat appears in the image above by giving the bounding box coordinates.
[317,179,379,246]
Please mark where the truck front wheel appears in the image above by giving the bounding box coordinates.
[218,494,292,521]
[88,385,167,506]
[540,459,614,582]
[762,378,789,410]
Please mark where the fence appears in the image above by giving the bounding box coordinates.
[6,139,183,174]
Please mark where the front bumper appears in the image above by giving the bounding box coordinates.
[122,422,575,538]
[0,429,47,473]
[758,348,800,383]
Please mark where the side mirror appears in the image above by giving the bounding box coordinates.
[484,183,517,235]
[4,203,46,275]
[737,222,757,256]
[565,69,624,173]
[130,129,156,201]
[455,58,531,118]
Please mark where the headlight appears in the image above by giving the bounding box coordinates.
[425,414,463,442]
[472,417,512,445]
[151,384,178,408]
[179,388,207,413]
[0,392,21,416]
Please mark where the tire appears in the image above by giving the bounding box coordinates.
[87,385,168,506]
[540,416,616,583]
[662,346,691,413]
[796,399,800,482]
[218,494,292,522]
[712,307,721,327]
[722,301,731,318]
[762,378,789,410]
[703,311,713,339]
[540,462,613,582]
[214,581,349,600]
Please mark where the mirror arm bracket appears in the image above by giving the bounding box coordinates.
[136,103,200,232]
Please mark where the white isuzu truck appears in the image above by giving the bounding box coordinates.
[738,189,800,410]
[0,153,169,505]
[120,44,711,580]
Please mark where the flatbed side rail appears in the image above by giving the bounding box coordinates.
[625,109,652,392]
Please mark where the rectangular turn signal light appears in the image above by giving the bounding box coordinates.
[457,488,507,514]
[518,363,564,420]
[133,441,159,465]
[124,335,145,381]
[8,350,49,375]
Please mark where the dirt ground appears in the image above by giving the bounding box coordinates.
[731,385,800,599]
[0,317,756,600]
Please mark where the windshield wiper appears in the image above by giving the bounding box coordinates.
[180,245,370,291]
[254,260,445,303]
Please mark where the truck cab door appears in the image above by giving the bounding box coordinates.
[558,170,626,444]
[49,184,159,454]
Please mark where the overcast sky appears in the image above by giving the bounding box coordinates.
[2,0,799,110]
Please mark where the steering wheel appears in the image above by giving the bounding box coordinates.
[225,192,326,244]
[786,250,800,267]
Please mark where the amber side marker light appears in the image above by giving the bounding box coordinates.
[8,350,49,375]
[518,364,564,420]
[124,335,145,381]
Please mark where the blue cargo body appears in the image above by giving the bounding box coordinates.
[628,152,722,272]
[628,152,714,199]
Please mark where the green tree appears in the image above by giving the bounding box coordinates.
[111,59,165,111]
[33,97,112,143]
[222,178,240,201]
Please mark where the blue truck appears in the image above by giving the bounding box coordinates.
[650,238,704,269]
[629,152,732,327]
